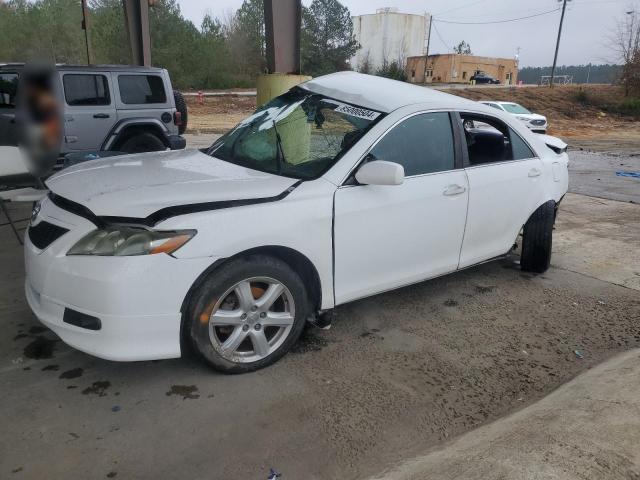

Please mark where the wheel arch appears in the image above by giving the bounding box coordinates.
[179,245,323,339]
[514,197,558,246]
[102,119,170,151]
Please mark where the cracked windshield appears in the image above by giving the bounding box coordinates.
[208,87,382,179]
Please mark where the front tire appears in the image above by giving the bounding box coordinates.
[186,255,310,374]
[521,201,555,273]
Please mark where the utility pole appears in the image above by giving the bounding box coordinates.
[550,0,571,87]
[80,0,93,64]
[423,14,433,84]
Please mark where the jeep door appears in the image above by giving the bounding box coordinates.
[334,112,469,305]
[0,71,19,146]
[60,71,116,152]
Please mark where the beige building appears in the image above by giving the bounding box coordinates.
[406,54,518,85]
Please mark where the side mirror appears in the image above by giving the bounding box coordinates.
[355,160,404,186]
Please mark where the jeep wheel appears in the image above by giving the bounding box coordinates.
[186,255,310,374]
[120,132,166,154]
[521,201,555,273]
[173,90,188,135]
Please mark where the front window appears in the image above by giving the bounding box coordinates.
[501,103,531,115]
[63,74,110,106]
[208,88,383,180]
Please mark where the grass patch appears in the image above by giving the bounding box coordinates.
[617,97,640,116]
[575,88,589,103]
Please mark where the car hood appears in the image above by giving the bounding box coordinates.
[46,149,298,219]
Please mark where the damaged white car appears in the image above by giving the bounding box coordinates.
[24,72,569,373]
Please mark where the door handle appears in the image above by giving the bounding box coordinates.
[93,113,110,119]
[443,184,466,196]
[528,168,542,178]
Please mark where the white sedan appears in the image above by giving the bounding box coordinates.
[480,101,548,133]
[24,72,568,373]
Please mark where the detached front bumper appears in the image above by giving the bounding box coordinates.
[23,197,214,361]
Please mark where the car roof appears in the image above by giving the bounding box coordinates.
[300,71,481,113]
[481,101,519,106]
[0,63,164,73]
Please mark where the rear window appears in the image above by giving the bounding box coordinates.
[118,75,166,104]
[0,73,19,108]
[63,74,111,106]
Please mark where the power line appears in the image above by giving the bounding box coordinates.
[435,7,561,25]
[431,21,451,51]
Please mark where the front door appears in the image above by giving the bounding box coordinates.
[334,112,469,305]
[60,72,116,152]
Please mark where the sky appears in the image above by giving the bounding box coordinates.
[177,0,638,67]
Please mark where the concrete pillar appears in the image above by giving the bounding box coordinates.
[122,0,151,67]
[258,0,310,106]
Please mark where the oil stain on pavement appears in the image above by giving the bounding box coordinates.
[166,385,200,400]
[82,381,111,396]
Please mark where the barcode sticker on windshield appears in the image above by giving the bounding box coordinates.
[334,104,381,120]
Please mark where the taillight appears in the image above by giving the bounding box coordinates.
[174,111,182,127]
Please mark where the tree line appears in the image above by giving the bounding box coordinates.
[0,0,359,89]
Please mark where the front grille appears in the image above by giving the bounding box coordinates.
[531,119,546,126]
[28,221,69,250]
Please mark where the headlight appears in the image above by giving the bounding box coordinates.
[517,116,529,121]
[67,227,196,256]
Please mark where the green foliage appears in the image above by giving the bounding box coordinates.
[575,87,588,103]
[454,41,472,55]
[375,61,407,82]
[616,97,640,116]
[301,0,359,77]
[0,0,359,89]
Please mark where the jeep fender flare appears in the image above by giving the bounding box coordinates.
[101,118,171,151]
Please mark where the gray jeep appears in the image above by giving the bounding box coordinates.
[0,64,187,155]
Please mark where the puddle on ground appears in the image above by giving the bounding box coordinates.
[42,364,59,371]
[23,336,57,359]
[166,385,200,400]
[82,381,110,396]
[59,368,83,380]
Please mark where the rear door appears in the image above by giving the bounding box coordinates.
[0,71,19,146]
[61,71,116,152]
[457,112,545,268]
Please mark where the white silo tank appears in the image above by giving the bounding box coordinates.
[351,8,430,72]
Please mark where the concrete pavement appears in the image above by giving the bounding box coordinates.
[370,348,640,480]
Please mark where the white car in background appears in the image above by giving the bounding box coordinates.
[480,101,548,133]
[24,72,568,374]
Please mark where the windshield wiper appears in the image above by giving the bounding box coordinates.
[272,120,286,175]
